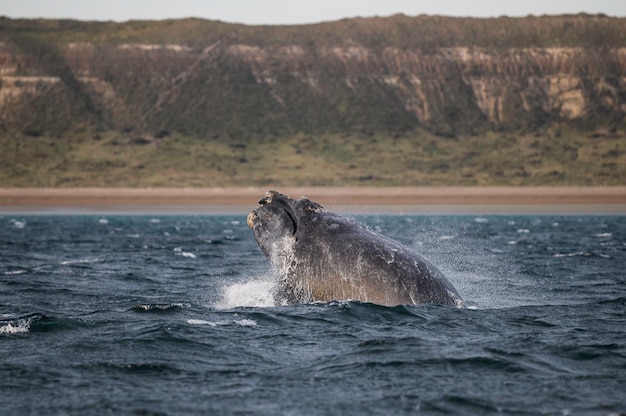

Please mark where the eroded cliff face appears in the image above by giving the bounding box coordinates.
[208,44,626,127]
[1,16,625,138]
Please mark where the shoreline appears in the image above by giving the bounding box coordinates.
[1,187,625,214]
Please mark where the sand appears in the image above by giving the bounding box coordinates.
[1,187,625,214]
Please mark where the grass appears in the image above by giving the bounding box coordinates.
[1,128,624,187]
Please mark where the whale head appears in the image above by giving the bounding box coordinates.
[247,190,297,256]
[247,190,323,256]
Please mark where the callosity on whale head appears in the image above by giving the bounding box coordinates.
[248,190,464,307]
[247,190,323,255]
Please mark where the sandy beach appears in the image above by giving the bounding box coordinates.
[1,187,625,214]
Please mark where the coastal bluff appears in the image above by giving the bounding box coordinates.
[1,14,625,138]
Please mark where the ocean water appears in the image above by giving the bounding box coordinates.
[1,213,625,415]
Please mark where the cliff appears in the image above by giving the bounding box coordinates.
[0,14,625,139]
[0,15,625,187]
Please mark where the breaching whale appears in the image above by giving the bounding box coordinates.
[247,190,463,307]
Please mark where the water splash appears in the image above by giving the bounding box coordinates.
[11,219,26,229]
[213,237,297,309]
[0,313,44,335]
[267,235,314,305]
[267,236,298,278]
[216,278,277,309]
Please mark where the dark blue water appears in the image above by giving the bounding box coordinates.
[1,213,625,415]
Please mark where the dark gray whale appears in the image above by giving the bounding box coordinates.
[247,190,463,307]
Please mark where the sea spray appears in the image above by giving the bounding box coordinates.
[216,278,277,308]
[267,235,316,305]
[214,235,301,308]
[0,313,45,334]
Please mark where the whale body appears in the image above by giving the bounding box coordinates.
[247,190,463,307]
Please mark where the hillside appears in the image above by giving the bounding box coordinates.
[0,14,625,186]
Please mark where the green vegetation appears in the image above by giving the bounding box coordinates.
[2,13,625,49]
[1,128,623,186]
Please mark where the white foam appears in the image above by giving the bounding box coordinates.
[236,319,257,326]
[98,218,109,224]
[0,322,30,334]
[216,278,276,309]
[552,252,590,258]
[4,269,27,275]
[11,220,26,229]
[0,315,41,334]
[173,247,197,258]
[187,319,217,326]
[133,302,190,311]
[187,318,257,327]
[60,258,103,266]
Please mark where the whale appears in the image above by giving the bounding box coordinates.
[247,190,463,307]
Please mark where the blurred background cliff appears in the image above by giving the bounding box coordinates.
[1,14,624,186]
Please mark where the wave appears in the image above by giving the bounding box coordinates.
[187,318,257,327]
[3,269,28,275]
[0,312,45,334]
[594,233,612,238]
[10,219,26,229]
[3,257,104,275]
[84,361,183,376]
[130,303,191,313]
[552,252,611,259]
[173,247,197,259]
[59,258,104,266]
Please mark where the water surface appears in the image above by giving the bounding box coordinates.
[1,214,625,415]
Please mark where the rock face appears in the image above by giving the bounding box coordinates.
[0,14,625,137]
